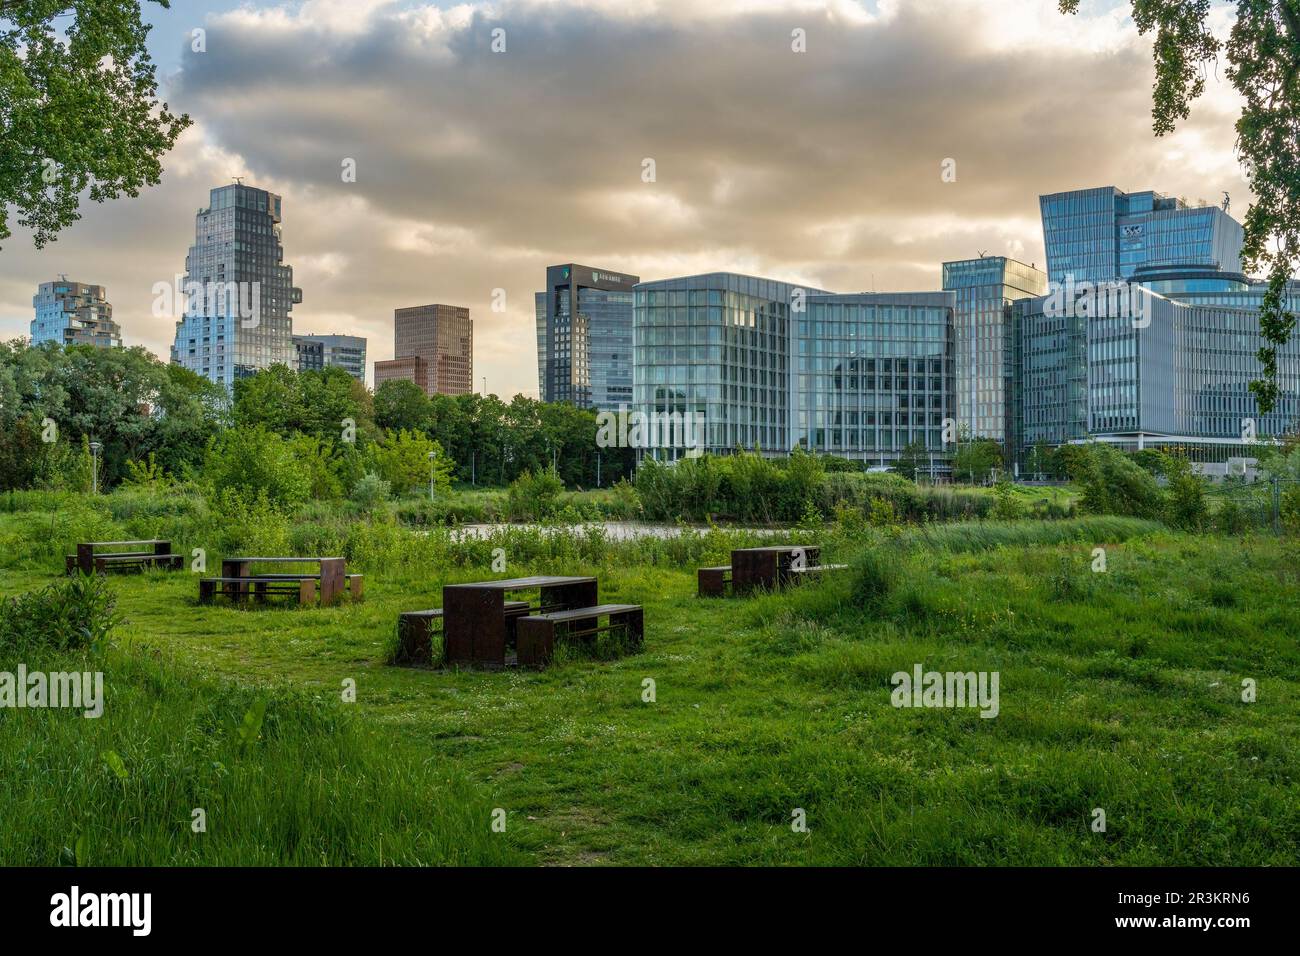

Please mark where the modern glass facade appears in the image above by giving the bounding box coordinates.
[942,257,1046,443]
[31,279,121,348]
[294,333,367,382]
[1040,187,1243,286]
[796,292,956,462]
[171,183,302,388]
[633,273,956,463]
[1014,282,1300,461]
[536,264,638,410]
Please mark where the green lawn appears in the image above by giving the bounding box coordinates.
[3,517,1296,866]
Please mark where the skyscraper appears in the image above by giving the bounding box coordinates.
[1039,186,1243,286]
[536,264,639,409]
[170,183,302,387]
[31,279,121,348]
[942,257,1046,443]
[294,333,367,381]
[373,304,472,396]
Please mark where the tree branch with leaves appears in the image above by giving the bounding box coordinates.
[0,0,190,249]
[1060,0,1300,415]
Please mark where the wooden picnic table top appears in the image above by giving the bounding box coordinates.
[80,539,170,547]
[449,575,597,590]
[223,556,344,563]
[732,545,817,554]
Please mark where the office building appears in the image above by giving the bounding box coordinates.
[31,279,121,348]
[170,183,302,387]
[536,264,639,409]
[942,257,1047,443]
[294,333,367,381]
[1039,186,1243,286]
[1014,190,1299,464]
[633,272,956,463]
[373,304,472,396]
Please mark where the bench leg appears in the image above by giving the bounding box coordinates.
[199,580,215,604]
[612,608,644,651]
[395,615,435,666]
[349,576,364,602]
[517,618,556,669]
[299,579,317,605]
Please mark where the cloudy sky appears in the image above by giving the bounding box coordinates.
[0,0,1248,397]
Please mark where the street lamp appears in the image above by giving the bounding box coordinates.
[427,450,438,502]
[89,441,102,495]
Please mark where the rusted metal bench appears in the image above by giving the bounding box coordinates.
[66,540,183,575]
[395,600,531,666]
[198,574,364,606]
[516,604,644,668]
[697,565,732,597]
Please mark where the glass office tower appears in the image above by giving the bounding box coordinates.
[536,264,638,410]
[31,279,121,348]
[1039,187,1243,286]
[171,183,302,387]
[633,273,956,464]
[942,257,1046,443]
[1014,281,1300,462]
[796,292,956,463]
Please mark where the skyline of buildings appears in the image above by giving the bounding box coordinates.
[15,178,1300,468]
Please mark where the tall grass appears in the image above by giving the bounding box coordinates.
[0,647,521,866]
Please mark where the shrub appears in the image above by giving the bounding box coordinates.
[202,425,312,509]
[849,546,901,612]
[506,466,564,521]
[991,481,1025,520]
[1164,457,1209,531]
[351,472,391,512]
[0,575,121,655]
[1074,443,1166,519]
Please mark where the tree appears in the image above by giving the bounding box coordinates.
[1060,0,1299,413]
[369,429,451,497]
[895,440,927,481]
[374,379,431,434]
[1,0,190,248]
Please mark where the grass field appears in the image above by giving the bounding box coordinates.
[3,502,1296,866]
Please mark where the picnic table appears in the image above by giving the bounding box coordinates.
[441,575,599,668]
[200,556,361,606]
[730,545,821,595]
[67,540,183,575]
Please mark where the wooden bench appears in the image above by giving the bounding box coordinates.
[66,540,183,575]
[198,574,364,606]
[697,565,732,597]
[516,604,644,668]
[787,564,849,582]
[395,600,531,666]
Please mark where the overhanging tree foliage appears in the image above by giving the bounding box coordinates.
[0,0,189,248]
[1060,0,1300,414]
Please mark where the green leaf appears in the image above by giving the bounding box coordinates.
[101,749,128,781]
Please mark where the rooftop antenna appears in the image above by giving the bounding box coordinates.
[977,250,988,258]
[1222,191,1231,214]
[232,176,244,185]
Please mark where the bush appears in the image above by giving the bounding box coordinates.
[506,466,564,521]
[1164,457,1209,531]
[849,546,901,612]
[202,425,312,509]
[1074,443,1166,519]
[0,575,121,655]
[351,472,391,512]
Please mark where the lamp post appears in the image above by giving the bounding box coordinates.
[89,441,102,495]
[427,450,437,502]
